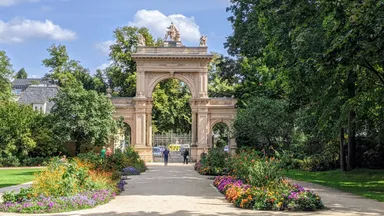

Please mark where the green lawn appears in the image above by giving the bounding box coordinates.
[0,168,42,188]
[284,169,384,202]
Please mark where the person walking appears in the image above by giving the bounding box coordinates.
[100,146,106,159]
[183,149,189,165]
[162,147,170,166]
[106,147,112,158]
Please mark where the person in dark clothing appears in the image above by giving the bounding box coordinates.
[162,148,170,166]
[183,149,189,165]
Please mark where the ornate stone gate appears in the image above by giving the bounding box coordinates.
[111,24,237,162]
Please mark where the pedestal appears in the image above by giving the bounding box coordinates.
[135,147,153,162]
[191,146,209,162]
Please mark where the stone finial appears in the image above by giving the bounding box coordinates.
[137,33,146,46]
[199,35,207,47]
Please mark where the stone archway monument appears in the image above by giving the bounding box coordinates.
[112,23,237,162]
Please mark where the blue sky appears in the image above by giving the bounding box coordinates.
[0,0,233,78]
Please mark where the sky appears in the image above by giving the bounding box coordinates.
[0,0,233,78]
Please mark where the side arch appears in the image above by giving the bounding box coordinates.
[210,119,231,130]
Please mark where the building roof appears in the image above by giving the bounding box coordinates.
[12,78,51,89]
[18,85,59,104]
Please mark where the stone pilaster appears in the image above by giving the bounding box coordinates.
[133,97,147,147]
[146,100,153,147]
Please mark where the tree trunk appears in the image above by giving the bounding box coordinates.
[347,110,356,170]
[340,126,346,171]
[75,142,81,156]
[347,70,357,171]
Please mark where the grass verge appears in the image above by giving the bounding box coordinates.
[0,168,42,188]
[284,169,384,202]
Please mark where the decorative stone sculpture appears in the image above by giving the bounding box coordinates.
[106,87,112,98]
[137,33,146,46]
[164,22,181,41]
[199,35,207,47]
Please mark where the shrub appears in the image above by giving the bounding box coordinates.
[248,157,283,187]
[0,156,20,167]
[300,153,337,171]
[77,148,147,173]
[2,188,34,203]
[227,148,263,181]
[21,157,50,167]
[32,158,116,198]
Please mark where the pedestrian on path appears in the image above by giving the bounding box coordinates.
[100,146,106,159]
[162,148,170,166]
[106,147,112,158]
[183,149,189,165]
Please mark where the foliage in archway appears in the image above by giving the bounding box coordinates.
[212,122,229,148]
[152,79,191,134]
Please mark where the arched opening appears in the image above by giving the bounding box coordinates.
[212,122,230,150]
[151,78,192,162]
[113,122,131,152]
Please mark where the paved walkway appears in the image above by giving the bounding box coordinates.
[2,163,384,215]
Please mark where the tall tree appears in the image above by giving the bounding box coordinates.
[51,85,116,154]
[0,101,38,159]
[208,53,238,98]
[15,68,27,79]
[0,51,13,101]
[226,0,384,169]
[42,44,95,90]
[107,26,157,97]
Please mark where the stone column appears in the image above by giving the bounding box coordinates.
[191,110,197,146]
[133,98,147,146]
[198,69,209,98]
[146,112,152,147]
[197,108,208,148]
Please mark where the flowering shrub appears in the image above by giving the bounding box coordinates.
[77,148,147,173]
[194,149,229,176]
[0,190,115,213]
[247,157,283,187]
[32,159,116,197]
[1,148,147,214]
[122,166,140,175]
[213,176,324,211]
[117,180,127,192]
[209,149,324,211]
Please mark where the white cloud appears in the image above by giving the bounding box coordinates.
[95,40,114,55]
[0,0,39,7]
[96,61,112,70]
[128,10,201,43]
[0,18,76,43]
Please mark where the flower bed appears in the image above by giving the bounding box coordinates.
[197,148,325,211]
[213,176,324,211]
[0,190,115,214]
[0,148,146,214]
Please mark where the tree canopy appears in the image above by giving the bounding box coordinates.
[15,68,27,79]
[0,51,13,101]
[50,86,116,154]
